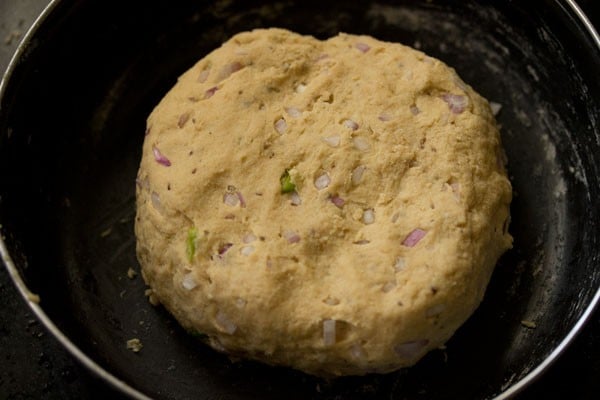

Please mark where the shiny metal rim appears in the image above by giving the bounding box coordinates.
[0,1,598,399]
[0,1,151,399]
[497,0,600,397]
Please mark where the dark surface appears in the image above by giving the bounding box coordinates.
[1,0,599,399]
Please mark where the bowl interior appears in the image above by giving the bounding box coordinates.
[1,1,599,399]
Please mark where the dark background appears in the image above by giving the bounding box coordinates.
[1,1,598,399]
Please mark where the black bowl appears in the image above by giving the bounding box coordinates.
[1,1,599,399]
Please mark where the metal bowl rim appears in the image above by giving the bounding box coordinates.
[0,0,598,399]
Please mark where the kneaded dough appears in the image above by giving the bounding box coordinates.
[135,28,512,376]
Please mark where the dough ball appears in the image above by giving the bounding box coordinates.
[135,28,512,376]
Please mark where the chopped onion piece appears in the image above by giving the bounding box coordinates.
[351,165,366,185]
[285,107,302,118]
[323,297,340,306]
[450,182,461,201]
[394,339,429,359]
[240,245,255,256]
[243,233,257,243]
[410,105,420,115]
[441,93,468,114]
[182,273,197,290]
[355,42,371,53]
[218,243,233,256]
[402,228,427,247]
[323,319,336,346]
[274,118,287,134]
[198,68,210,83]
[394,257,406,272]
[350,343,367,361]
[290,191,302,206]
[136,176,149,190]
[217,62,244,81]
[353,136,370,151]
[490,101,502,116]
[322,135,341,147]
[314,173,331,190]
[152,146,171,166]
[215,310,237,334]
[330,195,345,208]
[151,191,164,213]
[343,119,359,130]
[178,112,190,128]
[205,86,218,99]
[382,281,396,293]
[426,304,446,317]
[223,192,239,207]
[378,113,392,121]
[236,191,246,208]
[283,230,301,244]
[362,209,375,224]
[236,298,247,308]
[295,83,307,93]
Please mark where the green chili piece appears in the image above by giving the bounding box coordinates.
[186,227,198,262]
[280,169,296,193]
[189,330,208,340]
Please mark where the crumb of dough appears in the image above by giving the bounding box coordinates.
[489,101,502,116]
[4,30,22,46]
[521,320,537,329]
[144,288,160,306]
[26,292,40,304]
[99,227,112,238]
[126,338,143,353]
[127,267,138,279]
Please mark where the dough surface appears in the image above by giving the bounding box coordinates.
[135,28,512,376]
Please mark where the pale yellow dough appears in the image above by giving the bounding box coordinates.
[135,28,512,376]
